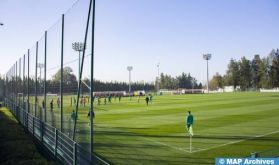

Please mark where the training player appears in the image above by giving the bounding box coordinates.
[145,95,150,106]
[50,99,54,111]
[97,97,101,105]
[186,111,194,136]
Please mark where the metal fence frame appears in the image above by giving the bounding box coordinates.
[2,0,109,164]
[4,98,96,165]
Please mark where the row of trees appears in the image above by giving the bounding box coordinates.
[158,72,202,89]
[210,49,279,90]
[3,67,203,95]
[2,67,155,95]
[51,67,203,92]
[51,67,155,93]
[4,47,278,95]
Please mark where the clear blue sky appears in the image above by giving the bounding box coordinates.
[1,0,279,84]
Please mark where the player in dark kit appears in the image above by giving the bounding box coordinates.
[186,111,194,136]
[145,95,150,106]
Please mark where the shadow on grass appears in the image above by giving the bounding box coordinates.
[67,120,279,164]
[0,107,56,165]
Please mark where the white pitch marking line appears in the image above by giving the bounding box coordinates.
[142,137,192,153]
[191,130,279,153]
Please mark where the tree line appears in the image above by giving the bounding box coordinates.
[1,67,203,95]
[158,72,202,89]
[48,67,203,92]
[210,48,279,90]
[3,48,278,95]
[2,67,155,95]
[49,67,155,93]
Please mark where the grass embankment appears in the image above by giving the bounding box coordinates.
[0,107,55,165]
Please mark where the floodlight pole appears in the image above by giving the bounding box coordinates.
[207,60,208,92]
[127,66,133,99]
[157,63,160,95]
[203,54,212,93]
[72,42,85,94]
[37,63,44,84]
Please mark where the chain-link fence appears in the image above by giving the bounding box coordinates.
[3,0,102,164]
[4,1,279,165]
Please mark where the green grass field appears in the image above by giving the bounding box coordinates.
[27,92,279,164]
[90,92,279,164]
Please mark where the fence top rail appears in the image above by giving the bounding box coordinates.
[43,132,56,142]
[27,112,36,119]
[58,130,74,143]
[44,125,56,135]
[57,141,74,159]
[57,134,75,149]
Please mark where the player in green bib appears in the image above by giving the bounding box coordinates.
[186,111,194,136]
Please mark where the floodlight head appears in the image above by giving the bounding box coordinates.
[0,22,3,26]
[127,66,133,71]
[72,42,85,52]
[203,54,212,60]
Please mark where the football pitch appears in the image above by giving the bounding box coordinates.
[88,92,279,164]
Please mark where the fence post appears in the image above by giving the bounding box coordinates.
[35,41,38,118]
[41,118,44,143]
[60,14,64,132]
[23,54,25,123]
[15,61,17,116]
[73,142,77,165]
[90,0,96,160]
[44,31,47,123]
[55,128,58,157]
[73,0,93,141]
[32,116,35,137]
[26,111,28,131]
[27,50,30,114]
[23,110,26,129]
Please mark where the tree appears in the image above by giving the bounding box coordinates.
[239,56,252,90]
[224,59,240,89]
[52,67,77,85]
[270,49,279,87]
[159,72,200,90]
[259,57,271,88]
[177,72,188,88]
[209,72,223,90]
[160,73,178,89]
[176,72,195,89]
[251,54,261,89]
